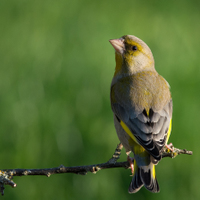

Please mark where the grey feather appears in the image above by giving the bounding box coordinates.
[137,113,149,123]
[150,112,160,123]
[132,118,153,134]
[112,99,172,160]
[152,116,165,134]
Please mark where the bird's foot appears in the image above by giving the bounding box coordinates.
[126,154,134,176]
[165,143,174,152]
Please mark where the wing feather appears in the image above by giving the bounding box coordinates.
[112,99,172,161]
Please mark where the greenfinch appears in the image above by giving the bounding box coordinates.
[109,35,172,193]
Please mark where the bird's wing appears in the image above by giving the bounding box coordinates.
[112,99,172,161]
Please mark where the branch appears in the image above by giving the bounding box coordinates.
[0,143,192,196]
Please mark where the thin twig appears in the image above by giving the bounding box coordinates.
[0,143,192,196]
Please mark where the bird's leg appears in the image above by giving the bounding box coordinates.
[165,143,174,152]
[126,151,134,176]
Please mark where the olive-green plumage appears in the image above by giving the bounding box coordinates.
[109,35,172,193]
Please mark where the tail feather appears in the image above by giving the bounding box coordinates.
[129,162,160,193]
[128,167,143,193]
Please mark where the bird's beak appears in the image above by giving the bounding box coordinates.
[109,38,124,54]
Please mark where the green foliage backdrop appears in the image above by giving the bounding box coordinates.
[0,0,199,199]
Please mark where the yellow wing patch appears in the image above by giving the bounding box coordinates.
[120,120,138,143]
[120,120,146,154]
[166,119,172,144]
[152,164,156,178]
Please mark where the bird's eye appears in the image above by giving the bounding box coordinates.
[131,45,137,51]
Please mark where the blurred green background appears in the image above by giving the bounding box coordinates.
[0,0,199,199]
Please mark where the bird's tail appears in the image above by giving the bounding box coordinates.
[128,160,160,193]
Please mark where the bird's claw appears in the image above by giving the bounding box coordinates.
[165,143,174,152]
[127,155,134,176]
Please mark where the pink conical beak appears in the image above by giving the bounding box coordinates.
[109,38,124,54]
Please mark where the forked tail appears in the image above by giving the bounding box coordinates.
[128,160,160,193]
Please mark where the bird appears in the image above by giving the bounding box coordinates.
[109,35,172,193]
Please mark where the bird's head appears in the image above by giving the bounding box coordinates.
[109,35,155,77]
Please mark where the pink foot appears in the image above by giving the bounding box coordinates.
[127,155,134,176]
[165,143,174,152]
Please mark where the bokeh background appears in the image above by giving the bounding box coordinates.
[0,0,199,199]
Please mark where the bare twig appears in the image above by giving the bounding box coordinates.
[162,145,193,158]
[0,171,16,196]
[0,143,192,195]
